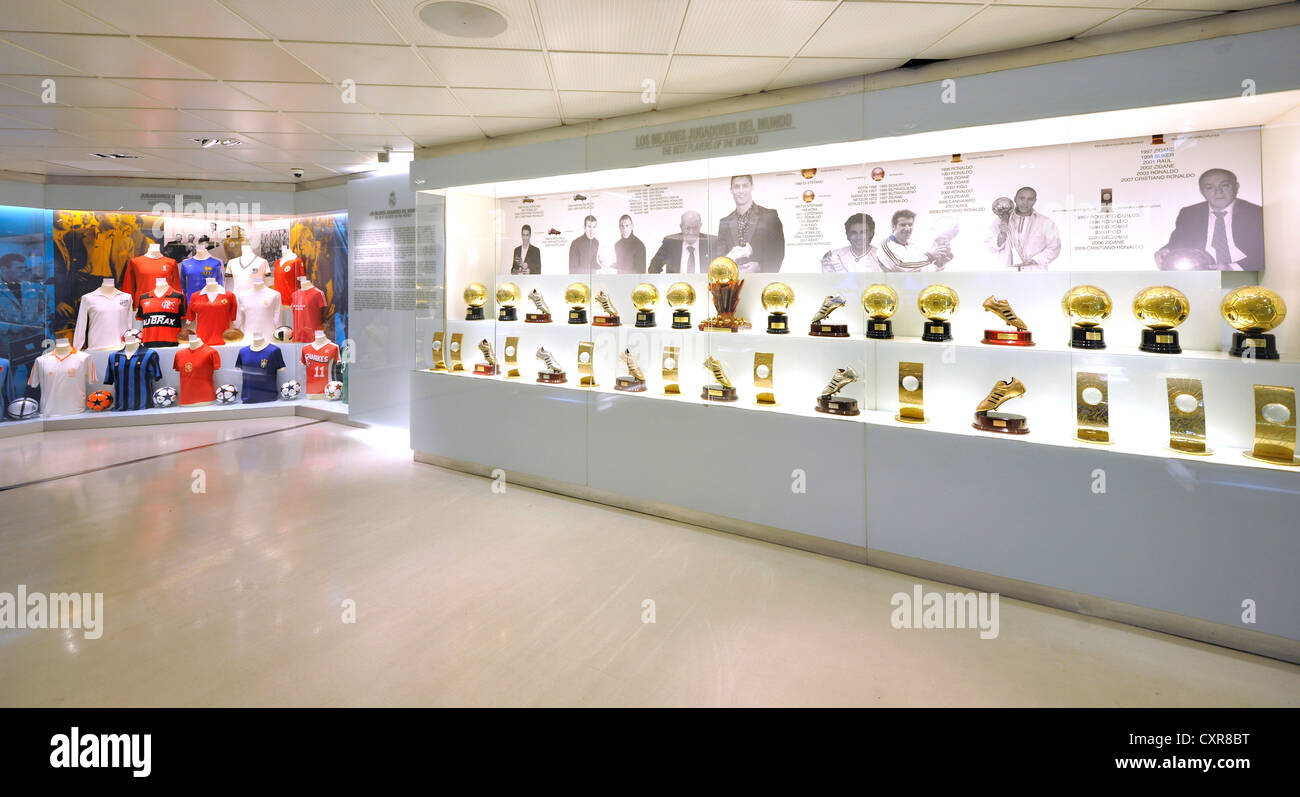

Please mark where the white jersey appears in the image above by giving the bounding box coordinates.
[238,287,282,341]
[227,254,270,298]
[73,289,133,350]
[29,350,96,416]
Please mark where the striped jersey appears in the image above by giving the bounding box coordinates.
[136,290,186,347]
[103,348,162,411]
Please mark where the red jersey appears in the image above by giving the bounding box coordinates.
[290,286,326,342]
[300,341,340,395]
[185,289,238,346]
[135,290,186,347]
[172,344,221,405]
[272,258,305,306]
[121,254,180,308]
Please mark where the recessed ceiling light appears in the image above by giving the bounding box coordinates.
[91,153,140,159]
[193,137,242,148]
[418,1,508,38]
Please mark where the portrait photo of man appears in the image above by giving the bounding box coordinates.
[717,175,785,272]
[568,215,599,274]
[821,213,884,272]
[985,186,1061,271]
[510,224,541,274]
[1155,168,1263,270]
[649,210,717,274]
[613,215,646,274]
[880,210,949,272]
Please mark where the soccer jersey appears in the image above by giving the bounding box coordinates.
[73,288,134,351]
[227,254,269,297]
[120,254,180,308]
[136,290,186,347]
[180,256,225,301]
[0,356,14,413]
[28,350,95,417]
[235,344,285,403]
[103,348,162,411]
[300,341,339,396]
[272,257,305,307]
[185,289,238,346]
[239,286,281,342]
[290,286,326,342]
[173,344,221,405]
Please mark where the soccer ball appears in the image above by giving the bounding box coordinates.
[272,326,294,343]
[121,328,142,345]
[216,384,238,404]
[6,397,39,420]
[324,380,343,400]
[86,390,113,411]
[152,386,177,407]
[279,380,302,400]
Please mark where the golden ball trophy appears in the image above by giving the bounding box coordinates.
[698,257,751,332]
[615,348,647,392]
[981,295,1034,346]
[809,295,848,337]
[973,377,1028,434]
[632,283,658,328]
[565,282,590,324]
[918,284,958,342]
[464,282,487,320]
[761,282,794,334]
[701,355,738,401]
[525,288,552,323]
[593,290,621,327]
[473,338,499,376]
[1222,285,1286,360]
[495,282,520,321]
[1061,285,1112,349]
[862,284,899,340]
[536,346,566,383]
[815,366,859,416]
[1133,285,1189,354]
[666,282,696,329]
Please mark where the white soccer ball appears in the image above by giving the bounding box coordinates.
[272,326,293,343]
[324,380,343,400]
[279,380,302,400]
[6,396,39,419]
[121,328,142,345]
[152,386,177,408]
[216,384,238,404]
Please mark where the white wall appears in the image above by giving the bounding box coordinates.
[1262,103,1300,355]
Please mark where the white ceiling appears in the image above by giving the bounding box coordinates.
[0,0,1288,183]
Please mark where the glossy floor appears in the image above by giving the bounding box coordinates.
[0,419,1297,707]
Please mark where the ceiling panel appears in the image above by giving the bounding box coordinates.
[537,0,688,53]
[0,37,95,75]
[375,0,543,49]
[185,108,317,133]
[62,0,269,37]
[418,47,551,89]
[1139,0,1289,8]
[0,75,168,108]
[994,0,1137,6]
[1,33,211,79]
[558,91,654,119]
[676,0,837,57]
[549,52,669,92]
[245,163,343,179]
[1079,9,1220,37]
[0,112,47,130]
[142,37,324,82]
[283,112,405,135]
[477,116,563,137]
[0,4,107,34]
[112,78,273,110]
[802,3,980,59]
[0,105,145,130]
[0,83,40,105]
[451,88,559,117]
[235,131,353,150]
[384,114,484,146]
[654,92,733,111]
[0,129,95,146]
[663,55,787,95]
[328,133,417,151]
[220,0,405,44]
[768,57,905,90]
[222,83,374,114]
[280,42,436,86]
[346,85,460,115]
[920,6,1120,59]
[70,130,238,149]
[91,107,233,131]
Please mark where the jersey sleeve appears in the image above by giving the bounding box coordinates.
[86,357,96,384]
[73,294,91,350]
[103,354,117,386]
[234,349,244,369]
[227,292,239,325]
[272,348,285,372]
[120,260,138,304]
[211,349,222,370]
[172,353,181,373]
[184,291,198,322]
[148,351,162,382]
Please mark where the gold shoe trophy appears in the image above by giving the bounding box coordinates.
[496,282,520,321]
[761,282,793,334]
[1222,286,1286,360]
[1062,285,1111,349]
[565,282,590,324]
[701,356,738,401]
[667,282,695,329]
[536,346,566,383]
[918,284,958,342]
[973,377,1028,434]
[525,288,552,323]
[593,290,621,327]
[615,348,647,392]
[1134,286,1189,354]
[473,339,499,376]
[815,366,860,416]
[981,296,1033,346]
[862,284,899,339]
[698,257,751,332]
[464,282,487,320]
[809,295,848,337]
[632,283,658,328]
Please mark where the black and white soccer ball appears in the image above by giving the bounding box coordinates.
[6,396,39,419]
[121,328,142,345]
[279,380,302,400]
[272,326,294,343]
[152,386,177,407]
[324,380,343,400]
[216,384,238,404]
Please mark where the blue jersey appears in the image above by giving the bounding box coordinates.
[180,257,225,302]
[103,349,162,411]
[235,344,285,403]
[0,357,13,413]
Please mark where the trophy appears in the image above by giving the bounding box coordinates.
[814,366,860,416]
[753,352,776,406]
[525,288,552,323]
[666,282,695,329]
[615,348,646,392]
[473,338,499,376]
[1074,372,1111,444]
[1222,285,1286,360]
[577,341,596,386]
[496,282,520,321]
[981,295,1034,346]
[1166,377,1210,454]
[449,332,464,371]
[862,284,899,340]
[430,331,448,371]
[973,377,1028,434]
[593,290,621,327]
[1245,385,1298,466]
[503,336,520,378]
[809,295,848,337]
[1062,285,1112,349]
[565,282,590,324]
[698,257,751,332]
[701,356,738,402]
[1134,286,1189,354]
[895,362,926,423]
[662,346,681,395]
[918,284,958,342]
[632,283,658,328]
[464,283,487,320]
[536,346,566,383]
[991,197,1020,265]
[761,282,794,334]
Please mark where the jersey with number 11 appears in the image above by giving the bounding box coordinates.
[300,341,339,396]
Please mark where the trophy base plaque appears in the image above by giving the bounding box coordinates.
[1230,331,1279,360]
[671,310,691,329]
[982,329,1035,346]
[505,368,520,379]
[973,411,1029,434]
[1076,428,1112,445]
[810,323,849,337]
[579,376,597,387]
[1167,441,1212,456]
[525,312,552,323]
[921,321,952,342]
[1070,326,1106,349]
[699,316,752,332]
[895,413,928,425]
[473,363,499,376]
[568,309,587,324]
[815,397,860,416]
[766,313,789,334]
[755,392,777,407]
[634,310,656,328]
[537,371,567,384]
[498,307,517,321]
[1140,328,1181,354]
[664,383,681,395]
[701,385,738,402]
[1244,452,1300,467]
[866,319,894,339]
[615,376,646,392]
[593,315,621,327]
[465,307,484,321]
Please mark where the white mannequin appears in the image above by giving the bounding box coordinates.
[152,277,170,298]
[311,329,329,346]
[95,277,121,297]
[53,337,71,355]
[280,248,297,262]
[188,336,203,351]
[123,339,140,356]
[201,276,224,296]
[249,333,269,352]
[145,242,162,258]
[298,276,312,289]
[193,244,214,261]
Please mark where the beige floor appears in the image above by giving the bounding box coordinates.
[0,419,1297,707]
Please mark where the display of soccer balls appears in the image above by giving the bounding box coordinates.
[121,328,142,345]
[152,386,177,408]
[272,326,293,343]
[216,384,238,404]
[279,380,302,400]
[86,390,113,412]
[5,397,39,420]
[324,380,343,400]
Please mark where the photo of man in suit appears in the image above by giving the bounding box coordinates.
[717,175,785,273]
[649,210,716,274]
[510,224,541,274]
[568,215,599,274]
[1155,168,1264,271]
[613,215,646,274]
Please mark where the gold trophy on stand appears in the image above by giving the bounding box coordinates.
[701,356,739,401]
[918,284,958,342]
[698,257,751,332]
[593,290,621,327]
[464,283,487,320]
[1245,385,1298,465]
[753,352,776,406]
[1222,286,1286,360]
[615,348,647,392]
[862,284,899,339]
[761,282,793,334]
[662,346,681,395]
[525,288,552,323]
[632,283,658,328]
[667,282,695,329]
[1062,285,1112,349]
[973,377,1028,434]
[496,282,520,321]
[809,295,848,337]
[981,295,1034,346]
[474,339,499,376]
[1134,286,1190,354]
[565,282,590,324]
[815,366,860,416]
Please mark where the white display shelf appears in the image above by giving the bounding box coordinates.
[3,398,349,436]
